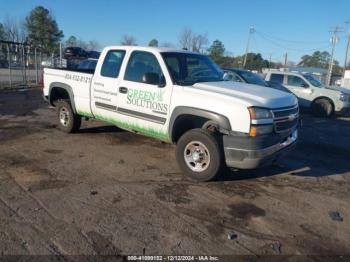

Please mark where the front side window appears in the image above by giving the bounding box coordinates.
[225,71,243,82]
[303,74,323,87]
[287,75,306,87]
[162,52,224,85]
[101,50,126,78]
[124,51,163,83]
[270,74,284,84]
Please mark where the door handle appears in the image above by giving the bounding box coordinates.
[119,87,128,94]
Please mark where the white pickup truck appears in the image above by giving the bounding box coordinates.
[43,46,299,181]
[265,71,350,117]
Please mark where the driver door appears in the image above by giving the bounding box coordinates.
[116,50,172,139]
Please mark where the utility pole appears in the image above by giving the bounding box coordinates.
[269,53,272,68]
[327,26,342,86]
[59,42,62,67]
[284,53,288,69]
[243,27,255,69]
[343,21,350,78]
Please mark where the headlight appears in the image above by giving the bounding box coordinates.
[249,125,274,136]
[248,107,273,119]
[340,92,350,102]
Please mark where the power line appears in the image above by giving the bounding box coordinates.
[255,31,332,53]
[255,30,329,45]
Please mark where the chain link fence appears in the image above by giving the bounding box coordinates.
[0,41,58,89]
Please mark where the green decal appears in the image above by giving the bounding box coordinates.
[127,88,168,113]
[77,110,94,117]
[79,110,169,141]
[156,89,165,102]
[94,114,170,141]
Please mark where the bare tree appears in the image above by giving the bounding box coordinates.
[179,28,192,50]
[192,33,208,53]
[179,28,208,52]
[3,16,25,42]
[87,40,100,51]
[65,35,77,47]
[120,35,137,46]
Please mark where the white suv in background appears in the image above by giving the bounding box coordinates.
[265,71,350,117]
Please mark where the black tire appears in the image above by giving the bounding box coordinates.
[311,98,334,117]
[56,100,81,133]
[176,128,223,182]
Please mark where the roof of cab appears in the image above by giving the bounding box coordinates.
[103,45,198,54]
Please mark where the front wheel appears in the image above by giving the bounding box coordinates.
[56,100,81,133]
[311,98,334,117]
[176,128,223,182]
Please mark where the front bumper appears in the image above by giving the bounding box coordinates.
[224,129,298,169]
[337,106,350,116]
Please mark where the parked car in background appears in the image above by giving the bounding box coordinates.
[265,71,350,117]
[64,47,87,59]
[77,58,98,71]
[87,51,101,59]
[223,68,291,93]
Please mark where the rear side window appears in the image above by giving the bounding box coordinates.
[101,50,126,78]
[124,51,162,83]
[270,74,284,84]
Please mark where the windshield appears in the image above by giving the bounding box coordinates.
[303,74,323,87]
[236,70,268,87]
[161,52,224,85]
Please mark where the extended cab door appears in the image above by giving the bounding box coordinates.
[90,49,127,119]
[115,50,172,141]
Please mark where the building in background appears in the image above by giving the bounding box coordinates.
[342,70,350,88]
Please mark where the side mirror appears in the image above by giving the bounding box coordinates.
[142,72,160,85]
[302,83,309,88]
[158,75,166,88]
[223,72,231,81]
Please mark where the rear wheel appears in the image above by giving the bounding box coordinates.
[176,128,223,182]
[56,100,81,133]
[311,98,334,117]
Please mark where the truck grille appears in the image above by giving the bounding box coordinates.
[272,105,299,133]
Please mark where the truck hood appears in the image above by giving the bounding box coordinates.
[325,86,350,94]
[191,81,297,109]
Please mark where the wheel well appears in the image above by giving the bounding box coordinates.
[171,115,218,143]
[312,96,335,110]
[50,87,70,106]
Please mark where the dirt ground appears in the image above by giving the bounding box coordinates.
[0,88,350,260]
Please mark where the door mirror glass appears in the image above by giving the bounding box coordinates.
[158,75,166,87]
[302,82,309,88]
[142,72,160,85]
[223,72,231,81]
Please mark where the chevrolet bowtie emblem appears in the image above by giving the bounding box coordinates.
[288,114,297,121]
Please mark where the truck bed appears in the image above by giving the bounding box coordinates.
[46,66,95,75]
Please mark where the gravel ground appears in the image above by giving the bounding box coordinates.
[0,88,349,260]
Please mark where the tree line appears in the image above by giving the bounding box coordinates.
[0,5,343,72]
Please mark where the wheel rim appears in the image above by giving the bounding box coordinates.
[59,107,70,127]
[184,141,210,172]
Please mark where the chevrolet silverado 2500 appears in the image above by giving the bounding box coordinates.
[43,46,299,181]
